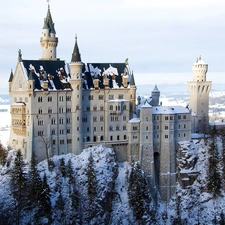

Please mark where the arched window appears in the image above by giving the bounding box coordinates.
[110,136,113,141]
[38,108,43,114]
[38,97,42,102]
[123,125,126,130]
[109,105,113,110]
[51,118,56,125]
[59,107,63,113]
[87,136,90,142]
[117,135,120,140]
[101,136,104,141]
[52,129,56,135]
[59,118,64,124]
[109,125,113,131]
[116,125,120,131]
[48,107,52,114]
[123,104,127,110]
[93,136,97,142]
[124,135,127,140]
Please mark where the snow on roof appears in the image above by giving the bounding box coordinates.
[12,102,26,106]
[129,117,140,123]
[107,99,129,102]
[193,57,207,65]
[152,85,160,93]
[140,101,152,108]
[152,106,189,115]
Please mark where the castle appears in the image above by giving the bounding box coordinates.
[8,5,211,201]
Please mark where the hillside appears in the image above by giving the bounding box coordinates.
[1,139,225,224]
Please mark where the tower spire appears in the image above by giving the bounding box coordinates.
[71,35,82,62]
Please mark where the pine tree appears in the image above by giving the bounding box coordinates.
[59,157,66,177]
[220,212,225,225]
[207,125,222,194]
[220,127,225,183]
[128,162,152,222]
[10,150,27,225]
[0,142,7,165]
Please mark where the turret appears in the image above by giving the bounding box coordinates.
[129,71,136,118]
[8,69,13,92]
[40,5,58,60]
[192,56,208,82]
[70,36,83,155]
[151,85,160,106]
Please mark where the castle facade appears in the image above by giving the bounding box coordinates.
[8,6,210,201]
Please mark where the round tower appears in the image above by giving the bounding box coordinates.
[70,36,83,155]
[188,56,211,133]
[40,5,58,60]
[192,56,208,82]
[151,85,160,106]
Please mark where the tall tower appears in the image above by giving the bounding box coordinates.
[40,5,58,60]
[188,56,211,133]
[70,36,83,154]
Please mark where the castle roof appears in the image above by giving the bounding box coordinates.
[22,59,70,90]
[44,6,56,34]
[82,63,133,89]
[152,85,160,93]
[193,56,207,65]
[152,106,189,115]
[71,36,81,62]
[8,70,13,82]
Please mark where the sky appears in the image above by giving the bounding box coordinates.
[1,0,225,93]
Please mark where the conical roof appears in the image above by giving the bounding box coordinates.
[71,36,82,62]
[44,6,56,34]
[8,69,13,82]
[130,71,135,86]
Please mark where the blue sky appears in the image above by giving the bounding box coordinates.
[1,0,225,93]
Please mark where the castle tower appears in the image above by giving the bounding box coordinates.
[70,36,83,155]
[188,56,211,133]
[129,72,136,118]
[151,85,160,106]
[40,5,58,60]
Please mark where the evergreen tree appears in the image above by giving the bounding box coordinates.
[220,127,225,183]
[38,172,52,224]
[59,157,66,177]
[207,125,222,194]
[128,162,152,223]
[0,142,7,166]
[220,212,225,225]
[10,150,27,225]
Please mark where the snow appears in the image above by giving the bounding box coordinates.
[152,105,189,114]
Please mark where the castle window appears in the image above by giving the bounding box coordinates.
[157,116,159,120]
[178,133,180,137]
[59,96,64,101]
[146,136,148,140]
[77,127,80,131]
[38,131,44,136]
[59,107,63,113]
[110,136,113,141]
[117,135,120,140]
[165,116,168,120]
[87,127,89,132]
[184,124,186,129]
[100,106,104,111]
[48,96,52,102]
[48,108,52,114]
[109,105,113,110]
[116,106,120,111]
[183,115,187,119]
[133,136,137,139]
[165,135,168,139]
[66,96,71,101]
[115,116,119,121]
[154,116,156,121]
[67,117,71,124]
[99,95,104,100]
[93,136,97,142]
[100,116,104,121]
[66,107,71,113]
[116,125,120,131]
[123,125,126,130]
[67,129,71,133]
[178,124,181,129]
[123,115,127,121]
[38,119,44,126]
[101,127,103,131]
[67,139,72,144]
[51,118,56,125]
[170,116,173,120]
[76,105,80,110]
[93,106,97,111]
[133,126,138,131]
[82,117,87,122]
[38,108,43,114]
[38,97,42,102]
[52,140,56,145]
[124,135,127,140]
[89,95,94,100]
[77,117,79,121]
[87,136,90,142]
[146,126,148,131]
[146,117,149,121]
[178,115,181,119]
[60,140,64,144]
[86,106,90,111]
[60,129,64,134]
[123,104,127,110]
[110,126,113,131]
[184,133,186,137]
[59,118,64,124]
[93,116,97,122]
[165,125,168,130]
[109,95,114,100]
[118,94,123,99]
[101,136,104,141]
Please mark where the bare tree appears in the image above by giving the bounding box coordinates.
[39,136,51,167]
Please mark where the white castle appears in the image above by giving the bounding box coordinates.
[8,6,211,201]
